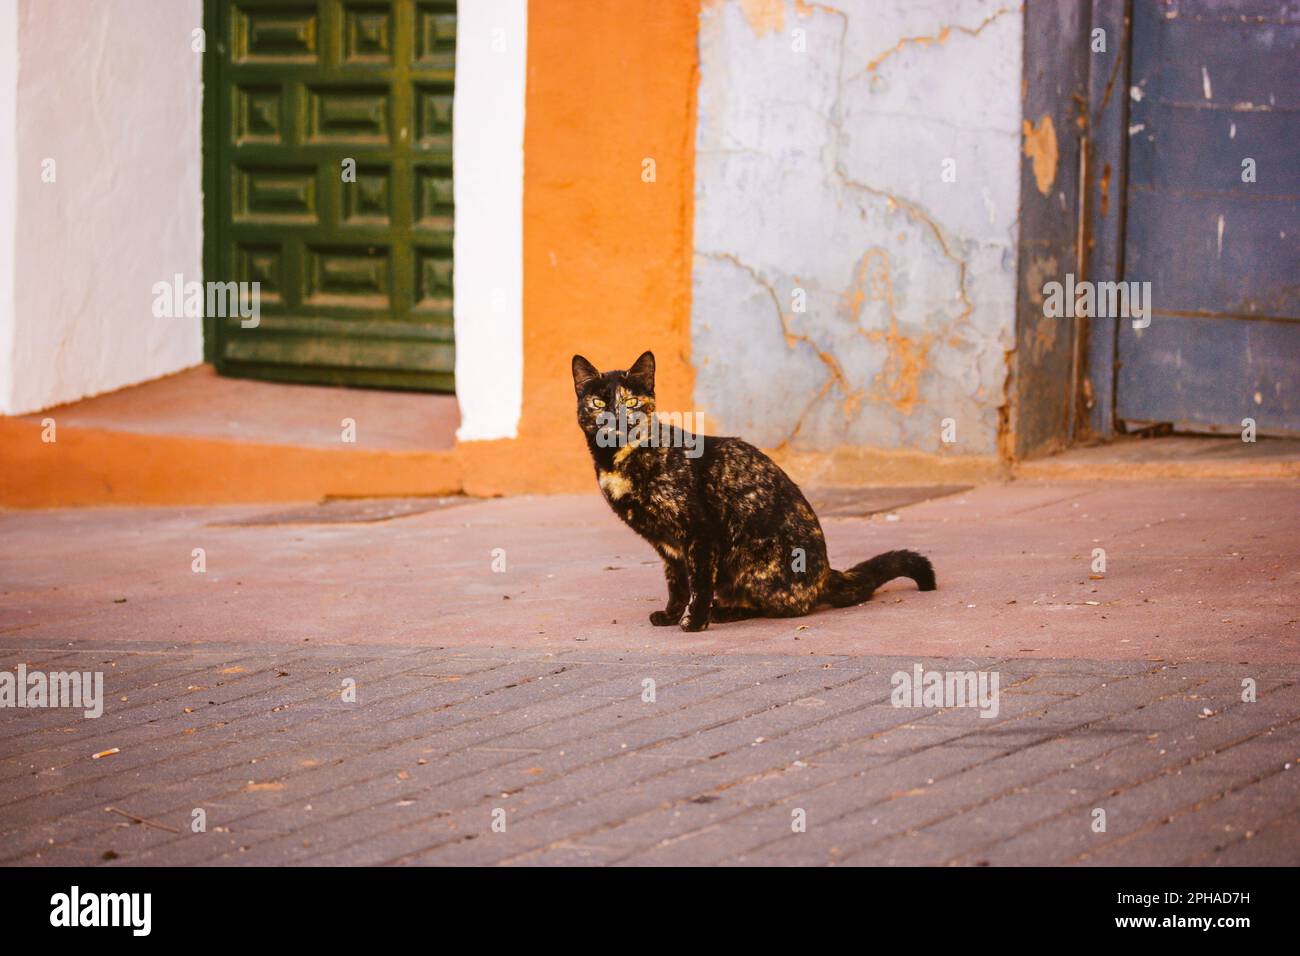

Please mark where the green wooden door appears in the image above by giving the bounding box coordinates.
[207,0,455,391]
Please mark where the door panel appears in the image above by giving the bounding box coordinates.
[1124,188,1299,318]
[211,0,455,392]
[1118,315,1298,433]
[1117,0,1299,434]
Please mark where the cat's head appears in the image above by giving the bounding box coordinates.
[571,351,656,446]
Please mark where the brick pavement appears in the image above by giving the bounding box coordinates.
[2,641,1296,866]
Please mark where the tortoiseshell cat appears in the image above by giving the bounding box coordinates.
[572,351,935,631]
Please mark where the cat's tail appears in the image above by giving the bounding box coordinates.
[823,550,935,607]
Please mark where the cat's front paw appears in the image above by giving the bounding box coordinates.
[650,609,683,626]
[679,610,710,632]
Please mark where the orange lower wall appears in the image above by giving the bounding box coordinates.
[0,419,465,507]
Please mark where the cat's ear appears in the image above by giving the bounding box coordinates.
[627,350,655,394]
[572,354,599,395]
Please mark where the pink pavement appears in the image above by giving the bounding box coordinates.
[1,480,1296,664]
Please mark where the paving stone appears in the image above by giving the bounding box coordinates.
[1079,769,1300,866]
[2,640,1297,866]
[1199,810,1300,866]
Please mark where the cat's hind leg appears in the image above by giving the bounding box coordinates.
[735,575,821,619]
[709,605,758,624]
[710,596,813,623]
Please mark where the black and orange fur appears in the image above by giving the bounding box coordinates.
[572,351,935,632]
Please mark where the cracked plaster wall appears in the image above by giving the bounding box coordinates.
[691,0,1022,457]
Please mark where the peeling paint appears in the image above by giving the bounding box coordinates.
[691,0,1022,458]
[1022,114,1058,195]
[1023,254,1058,310]
[864,5,1017,73]
[738,0,784,36]
[699,250,854,449]
[1022,254,1062,364]
[844,250,933,415]
[794,0,843,17]
[839,177,975,330]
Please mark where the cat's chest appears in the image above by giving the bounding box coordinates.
[597,468,636,503]
[597,468,685,532]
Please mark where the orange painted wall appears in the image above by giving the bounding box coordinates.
[466,0,700,495]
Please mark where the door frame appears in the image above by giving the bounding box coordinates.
[1012,0,1133,458]
[201,0,223,366]
[1080,0,1133,443]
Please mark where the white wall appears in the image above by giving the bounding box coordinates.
[0,0,203,415]
[452,0,526,441]
[691,0,1023,457]
[0,0,19,413]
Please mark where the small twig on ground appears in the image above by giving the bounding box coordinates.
[103,806,181,834]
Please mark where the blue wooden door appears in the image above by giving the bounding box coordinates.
[1117,0,1299,435]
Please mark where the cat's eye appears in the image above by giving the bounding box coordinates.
[625,398,639,408]
[591,398,605,408]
